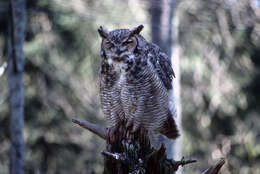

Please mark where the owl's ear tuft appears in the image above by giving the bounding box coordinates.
[130,25,144,36]
[98,26,109,38]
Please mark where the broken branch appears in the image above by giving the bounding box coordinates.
[72,118,107,139]
[202,158,225,174]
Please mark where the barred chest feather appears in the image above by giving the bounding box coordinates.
[100,57,171,133]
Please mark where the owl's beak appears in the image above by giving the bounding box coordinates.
[115,47,123,55]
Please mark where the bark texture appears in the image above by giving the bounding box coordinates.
[8,0,26,174]
[72,118,225,174]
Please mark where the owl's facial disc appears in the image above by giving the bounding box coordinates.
[103,36,137,62]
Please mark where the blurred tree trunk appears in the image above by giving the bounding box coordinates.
[149,0,163,51]
[170,2,182,171]
[7,0,26,174]
[148,0,181,165]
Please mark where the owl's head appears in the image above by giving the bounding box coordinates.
[98,25,144,62]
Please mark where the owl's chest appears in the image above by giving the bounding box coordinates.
[102,67,138,106]
[108,58,126,73]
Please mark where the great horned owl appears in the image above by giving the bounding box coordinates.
[98,25,179,139]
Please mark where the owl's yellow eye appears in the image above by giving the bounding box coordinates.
[124,36,137,49]
[124,39,133,45]
[104,40,114,49]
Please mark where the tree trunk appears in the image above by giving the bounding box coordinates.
[149,0,163,50]
[148,0,181,163]
[8,0,26,174]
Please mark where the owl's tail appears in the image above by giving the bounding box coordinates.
[160,111,179,139]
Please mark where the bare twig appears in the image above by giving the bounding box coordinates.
[202,158,225,174]
[72,118,107,139]
[174,157,197,167]
[170,157,197,171]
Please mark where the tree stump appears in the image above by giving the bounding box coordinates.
[72,118,225,174]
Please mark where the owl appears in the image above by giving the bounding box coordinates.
[98,25,179,140]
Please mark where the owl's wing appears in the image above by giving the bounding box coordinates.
[148,44,175,90]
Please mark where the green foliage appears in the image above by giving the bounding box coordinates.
[178,0,260,173]
[0,0,259,173]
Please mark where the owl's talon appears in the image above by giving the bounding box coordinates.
[126,119,134,129]
[131,123,140,133]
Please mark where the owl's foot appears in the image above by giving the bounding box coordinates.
[126,118,141,134]
[126,118,133,129]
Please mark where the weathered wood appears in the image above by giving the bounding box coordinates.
[72,118,201,174]
[202,158,225,174]
[103,124,196,174]
[72,118,107,139]
[72,118,225,173]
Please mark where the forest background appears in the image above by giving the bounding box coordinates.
[0,0,259,174]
